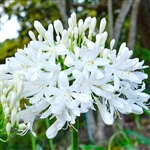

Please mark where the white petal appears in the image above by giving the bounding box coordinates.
[55,44,67,55]
[131,104,143,114]
[58,72,69,89]
[46,121,59,139]
[88,45,100,60]
[64,55,74,67]
[34,20,46,38]
[96,99,114,125]
[91,86,111,99]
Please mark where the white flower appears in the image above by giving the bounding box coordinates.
[0,12,149,140]
[19,105,38,137]
[74,45,109,74]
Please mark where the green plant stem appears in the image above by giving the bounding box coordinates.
[115,122,131,144]
[31,133,36,150]
[71,118,79,150]
[46,118,55,150]
[0,137,9,142]
[108,130,122,150]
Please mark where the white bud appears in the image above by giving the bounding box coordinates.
[83,17,91,31]
[48,24,53,33]
[45,24,54,46]
[15,101,20,108]
[34,20,46,38]
[10,92,18,110]
[28,31,36,41]
[16,113,21,125]
[6,122,11,135]
[68,18,72,28]
[2,103,8,110]
[11,107,17,126]
[68,27,72,35]
[96,34,103,45]
[71,12,77,28]
[74,47,80,58]
[3,88,7,95]
[54,20,63,35]
[17,80,23,96]
[119,42,126,53]
[4,107,9,119]
[62,30,68,46]
[103,48,109,59]
[64,55,74,67]
[90,17,96,32]
[110,39,115,50]
[18,123,27,131]
[99,18,106,33]
[78,19,83,33]
[101,31,108,46]
[56,35,60,43]
[1,95,6,104]
[38,34,43,41]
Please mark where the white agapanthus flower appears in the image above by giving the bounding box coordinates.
[0,12,149,139]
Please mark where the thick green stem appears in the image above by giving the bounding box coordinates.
[71,118,79,150]
[46,118,55,150]
[31,133,36,150]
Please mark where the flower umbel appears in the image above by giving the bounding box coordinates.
[0,12,149,139]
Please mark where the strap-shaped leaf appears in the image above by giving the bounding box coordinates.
[0,103,6,132]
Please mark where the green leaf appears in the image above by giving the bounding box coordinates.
[0,103,6,132]
[143,109,150,117]
[80,144,104,150]
[124,129,150,146]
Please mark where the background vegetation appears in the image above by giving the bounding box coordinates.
[0,0,150,149]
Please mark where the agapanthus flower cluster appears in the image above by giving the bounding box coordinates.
[0,12,149,139]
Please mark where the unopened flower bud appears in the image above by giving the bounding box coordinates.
[28,31,36,41]
[38,34,43,41]
[54,20,63,35]
[2,103,8,110]
[64,55,74,67]
[18,123,27,131]
[83,17,91,31]
[56,35,60,43]
[1,95,6,104]
[90,17,96,33]
[17,80,23,96]
[15,101,20,108]
[78,19,83,33]
[3,88,7,95]
[71,12,77,28]
[96,34,103,45]
[62,30,68,46]
[99,18,106,33]
[11,107,17,126]
[6,122,11,136]
[119,42,126,53]
[34,20,46,38]
[10,92,18,110]
[101,32,108,46]
[48,24,53,33]
[45,24,54,46]
[103,48,109,59]
[4,107,9,119]
[68,18,72,28]
[110,39,115,50]
[16,113,21,125]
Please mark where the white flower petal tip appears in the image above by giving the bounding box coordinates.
[99,18,106,33]
[46,121,59,139]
